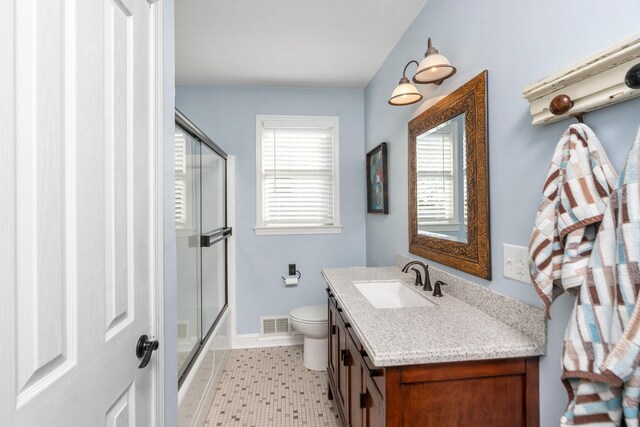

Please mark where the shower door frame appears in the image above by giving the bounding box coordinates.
[175,109,230,387]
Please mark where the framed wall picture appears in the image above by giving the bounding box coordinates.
[366,142,389,214]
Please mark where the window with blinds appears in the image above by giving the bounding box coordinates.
[175,131,188,229]
[416,124,457,228]
[255,116,341,235]
[174,129,196,233]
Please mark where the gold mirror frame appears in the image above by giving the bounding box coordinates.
[408,71,490,279]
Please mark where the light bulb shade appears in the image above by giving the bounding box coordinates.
[388,82,423,106]
[413,53,456,84]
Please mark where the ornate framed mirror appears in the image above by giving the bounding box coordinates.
[408,71,490,279]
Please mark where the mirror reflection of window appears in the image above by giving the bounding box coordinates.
[415,113,468,243]
[174,131,188,229]
[417,123,455,225]
[462,123,467,227]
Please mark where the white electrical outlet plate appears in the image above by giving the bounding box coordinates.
[503,244,530,284]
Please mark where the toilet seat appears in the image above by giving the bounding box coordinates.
[289,304,327,324]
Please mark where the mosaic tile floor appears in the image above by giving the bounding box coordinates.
[204,345,341,426]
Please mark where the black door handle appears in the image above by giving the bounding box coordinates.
[136,334,159,369]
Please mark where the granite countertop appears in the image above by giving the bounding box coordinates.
[322,266,546,367]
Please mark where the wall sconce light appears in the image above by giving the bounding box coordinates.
[413,38,456,85]
[388,60,423,106]
[389,37,456,106]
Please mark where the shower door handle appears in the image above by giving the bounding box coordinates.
[201,227,232,247]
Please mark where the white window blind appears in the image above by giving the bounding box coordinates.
[416,129,455,226]
[174,132,188,229]
[462,135,468,226]
[256,116,341,234]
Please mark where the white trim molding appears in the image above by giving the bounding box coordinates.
[227,155,238,349]
[150,1,165,425]
[523,32,640,125]
[234,333,304,349]
[254,225,343,236]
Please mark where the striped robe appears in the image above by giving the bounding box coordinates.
[529,124,618,318]
[561,126,640,426]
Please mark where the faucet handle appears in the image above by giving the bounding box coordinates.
[432,280,447,297]
[411,268,423,287]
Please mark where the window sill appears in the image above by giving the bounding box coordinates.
[176,228,196,238]
[418,223,461,232]
[254,225,343,236]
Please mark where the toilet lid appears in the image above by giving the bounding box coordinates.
[290,304,327,323]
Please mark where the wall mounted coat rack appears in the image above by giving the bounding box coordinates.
[523,33,640,125]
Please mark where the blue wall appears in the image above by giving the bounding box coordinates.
[364,0,640,424]
[176,86,366,334]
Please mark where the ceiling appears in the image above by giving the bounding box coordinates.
[175,0,429,88]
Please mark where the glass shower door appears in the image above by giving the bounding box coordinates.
[175,127,202,377]
[175,109,230,386]
[200,143,228,334]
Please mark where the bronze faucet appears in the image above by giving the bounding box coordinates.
[401,261,432,292]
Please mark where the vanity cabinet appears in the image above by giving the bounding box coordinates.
[326,289,540,427]
[328,289,385,426]
[328,292,349,416]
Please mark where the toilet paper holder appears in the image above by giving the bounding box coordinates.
[281,269,302,286]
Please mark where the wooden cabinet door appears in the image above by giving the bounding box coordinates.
[348,336,364,427]
[364,374,385,427]
[337,320,349,415]
[329,299,350,419]
[328,302,338,383]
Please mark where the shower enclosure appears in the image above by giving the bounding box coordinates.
[174,110,230,385]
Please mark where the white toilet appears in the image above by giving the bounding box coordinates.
[289,304,328,371]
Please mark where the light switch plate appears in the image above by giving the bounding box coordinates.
[503,244,530,284]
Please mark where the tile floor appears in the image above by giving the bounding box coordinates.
[204,345,341,426]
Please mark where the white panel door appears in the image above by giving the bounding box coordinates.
[0,0,160,425]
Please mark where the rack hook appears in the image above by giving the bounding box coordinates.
[549,94,573,115]
[626,63,640,89]
[549,94,585,124]
[571,112,585,124]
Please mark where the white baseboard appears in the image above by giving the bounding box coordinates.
[233,333,304,349]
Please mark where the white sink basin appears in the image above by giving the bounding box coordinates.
[353,281,435,309]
